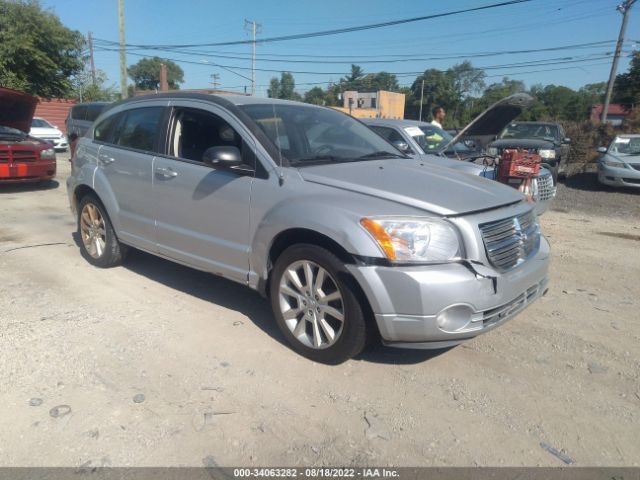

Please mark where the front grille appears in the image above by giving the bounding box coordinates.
[623,178,640,185]
[497,147,539,155]
[479,210,540,271]
[0,149,38,163]
[629,164,640,171]
[482,280,546,327]
[534,173,556,201]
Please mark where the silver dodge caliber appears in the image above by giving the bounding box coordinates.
[67,93,550,364]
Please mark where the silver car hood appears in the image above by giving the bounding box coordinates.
[299,158,523,216]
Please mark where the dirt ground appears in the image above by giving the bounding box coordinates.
[0,155,639,468]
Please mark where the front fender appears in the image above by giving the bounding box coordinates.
[249,196,389,289]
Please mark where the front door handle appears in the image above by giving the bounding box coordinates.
[155,167,178,179]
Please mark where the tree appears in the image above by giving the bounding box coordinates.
[70,66,118,102]
[340,64,366,91]
[267,72,301,100]
[613,51,640,106]
[127,57,184,91]
[361,71,399,92]
[304,86,327,105]
[0,0,84,98]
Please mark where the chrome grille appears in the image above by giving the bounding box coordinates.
[534,173,556,201]
[479,210,540,271]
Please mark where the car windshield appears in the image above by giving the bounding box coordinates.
[408,125,470,153]
[238,103,404,165]
[31,118,53,128]
[0,125,26,137]
[610,137,640,155]
[499,123,558,142]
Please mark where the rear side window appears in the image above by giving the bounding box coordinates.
[116,107,164,152]
[94,113,124,143]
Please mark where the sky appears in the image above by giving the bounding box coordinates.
[42,0,640,97]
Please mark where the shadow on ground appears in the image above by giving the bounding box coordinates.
[0,180,59,194]
[73,243,448,366]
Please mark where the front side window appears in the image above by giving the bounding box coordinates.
[116,107,164,152]
[238,103,403,166]
[169,108,253,167]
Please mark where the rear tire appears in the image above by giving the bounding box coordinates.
[270,244,368,364]
[77,194,127,268]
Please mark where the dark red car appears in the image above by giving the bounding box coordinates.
[0,88,57,184]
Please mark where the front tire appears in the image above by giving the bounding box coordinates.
[270,244,368,364]
[78,194,127,268]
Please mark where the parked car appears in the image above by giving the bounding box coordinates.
[0,88,57,184]
[486,121,571,181]
[30,117,68,151]
[363,95,556,216]
[68,93,549,364]
[597,134,640,188]
[65,101,110,141]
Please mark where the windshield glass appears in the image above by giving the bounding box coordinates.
[405,125,470,154]
[499,123,558,142]
[0,125,26,137]
[238,103,403,165]
[31,118,53,128]
[610,136,640,155]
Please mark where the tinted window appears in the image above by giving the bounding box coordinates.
[94,112,124,143]
[86,104,107,122]
[370,126,404,144]
[116,107,164,152]
[72,105,87,121]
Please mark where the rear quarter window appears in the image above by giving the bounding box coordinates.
[71,105,88,121]
[85,104,106,122]
[116,107,164,152]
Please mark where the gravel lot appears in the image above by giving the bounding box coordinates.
[0,155,639,467]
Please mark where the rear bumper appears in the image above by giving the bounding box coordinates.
[347,236,550,348]
[0,160,56,183]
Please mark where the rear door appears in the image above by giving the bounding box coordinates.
[152,101,256,283]
[94,104,166,251]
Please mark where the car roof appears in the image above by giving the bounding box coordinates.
[110,92,317,109]
[507,121,560,127]
[615,133,640,138]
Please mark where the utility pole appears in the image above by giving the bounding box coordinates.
[88,31,96,86]
[244,19,262,96]
[210,73,220,89]
[601,0,636,123]
[118,0,128,99]
[419,79,425,121]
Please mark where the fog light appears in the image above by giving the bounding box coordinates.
[436,304,476,332]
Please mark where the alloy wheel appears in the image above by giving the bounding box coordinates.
[80,203,107,259]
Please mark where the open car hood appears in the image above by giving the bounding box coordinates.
[0,87,38,134]
[439,93,534,153]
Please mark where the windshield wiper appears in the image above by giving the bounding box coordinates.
[289,155,344,166]
[356,151,405,160]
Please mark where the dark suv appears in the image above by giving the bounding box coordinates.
[487,121,571,181]
[65,102,110,141]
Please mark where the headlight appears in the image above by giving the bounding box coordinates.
[40,148,56,160]
[486,147,498,156]
[360,217,462,263]
[538,149,556,159]
[603,159,626,169]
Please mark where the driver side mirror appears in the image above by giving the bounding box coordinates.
[597,146,607,154]
[392,140,410,153]
[202,146,243,169]
[563,138,571,145]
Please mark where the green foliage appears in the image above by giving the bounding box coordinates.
[127,57,184,91]
[304,86,327,105]
[70,66,118,102]
[613,51,640,105]
[0,0,84,98]
[267,72,301,100]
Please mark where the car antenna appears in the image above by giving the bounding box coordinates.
[272,103,285,185]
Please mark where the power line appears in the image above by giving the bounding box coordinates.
[94,0,533,49]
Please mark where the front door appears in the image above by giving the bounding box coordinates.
[152,102,256,284]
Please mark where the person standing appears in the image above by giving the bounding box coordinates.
[430,106,446,129]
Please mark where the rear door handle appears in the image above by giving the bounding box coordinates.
[98,154,114,165]
[155,167,178,179]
